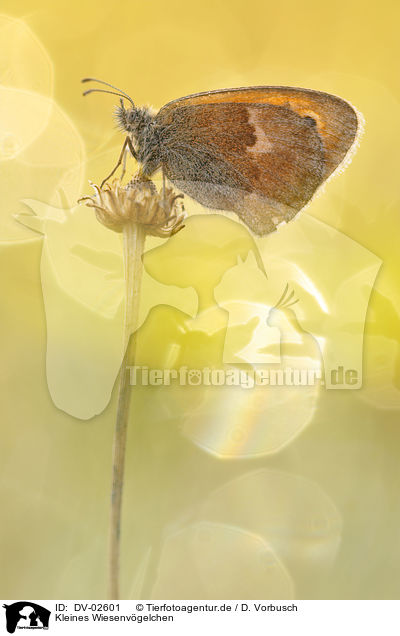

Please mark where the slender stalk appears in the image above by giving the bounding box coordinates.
[109,221,146,599]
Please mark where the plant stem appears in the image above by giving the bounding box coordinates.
[109,221,146,599]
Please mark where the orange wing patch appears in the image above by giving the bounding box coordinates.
[156,101,326,235]
[160,86,360,178]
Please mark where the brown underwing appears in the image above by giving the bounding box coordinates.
[83,80,361,235]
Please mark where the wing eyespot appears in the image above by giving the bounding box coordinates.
[303,115,317,127]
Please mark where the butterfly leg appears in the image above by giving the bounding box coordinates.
[162,166,167,210]
[119,146,128,183]
[100,136,137,188]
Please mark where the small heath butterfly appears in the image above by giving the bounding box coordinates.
[83,78,361,235]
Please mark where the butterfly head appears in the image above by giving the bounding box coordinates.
[115,100,137,132]
[82,76,143,136]
[114,100,156,151]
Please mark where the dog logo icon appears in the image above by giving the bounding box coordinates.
[2,602,50,633]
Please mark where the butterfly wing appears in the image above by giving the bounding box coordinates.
[154,87,360,235]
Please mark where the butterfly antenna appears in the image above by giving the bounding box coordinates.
[81,78,135,107]
[82,88,135,107]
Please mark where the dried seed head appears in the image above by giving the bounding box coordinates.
[78,178,185,237]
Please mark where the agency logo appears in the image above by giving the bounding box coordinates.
[2,603,50,633]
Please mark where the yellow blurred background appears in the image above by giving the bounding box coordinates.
[1,0,400,600]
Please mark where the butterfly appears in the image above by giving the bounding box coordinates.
[83,78,361,236]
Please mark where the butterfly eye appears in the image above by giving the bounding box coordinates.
[127,109,136,124]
